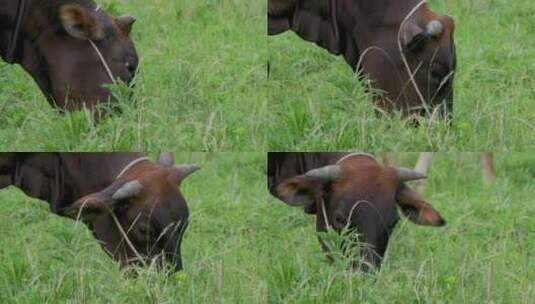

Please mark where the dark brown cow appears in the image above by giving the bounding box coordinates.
[268,152,445,271]
[268,0,456,118]
[0,0,138,111]
[0,152,199,271]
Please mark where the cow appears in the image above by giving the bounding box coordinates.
[268,0,456,118]
[0,152,199,272]
[0,0,138,111]
[268,152,445,271]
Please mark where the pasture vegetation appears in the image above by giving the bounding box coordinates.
[0,153,533,303]
[0,0,267,151]
[268,0,535,150]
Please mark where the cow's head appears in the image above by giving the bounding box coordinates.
[62,154,199,271]
[268,1,456,117]
[368,4,457,117]
[272,154,445,271]
[20,2,138,110]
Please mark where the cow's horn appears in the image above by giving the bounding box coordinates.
[112,180,143,201]
[175,164,201,179]
[305,165,341,181]
[115,15,136,35]
[396,167,426,182]
[426,20,443,37]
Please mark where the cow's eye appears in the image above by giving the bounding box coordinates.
[137,225,148,235]
[125,61,137,75]
[114,203,129,214]
[431,62,448,80]
[404,33,427,53]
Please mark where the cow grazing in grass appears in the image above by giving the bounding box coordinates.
[0,0,138,111]
[268,152,445,271]
[268,0,456,118]
[0,153,199,271]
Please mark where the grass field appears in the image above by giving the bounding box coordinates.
[0,153,533,303]
[267,0,535,150]
[0,0,267,151]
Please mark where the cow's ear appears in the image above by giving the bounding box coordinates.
[61,196,110,221]
[396,183,446,226]
[401,22,426,52]
[59,4,103,41]
[272,175,325,207]
[115,15,136,36]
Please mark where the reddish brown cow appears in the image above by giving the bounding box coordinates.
[268,152,445,271]
[0,152,199,271]
[0,0,138,111]
[268,0,456,117]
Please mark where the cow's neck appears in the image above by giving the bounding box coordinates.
[0,0,57,100]
[2,1,104,103]
[1,0,61,64]
[12,153,145,213]
[0,0,26,63]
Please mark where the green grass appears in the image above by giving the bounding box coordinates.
[0,0,267,151]
[267,0,535,150]
[0,153,533,303]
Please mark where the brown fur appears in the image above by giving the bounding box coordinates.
[1,0,138,113]
[268,0,456,117]
[269,152,445,271]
